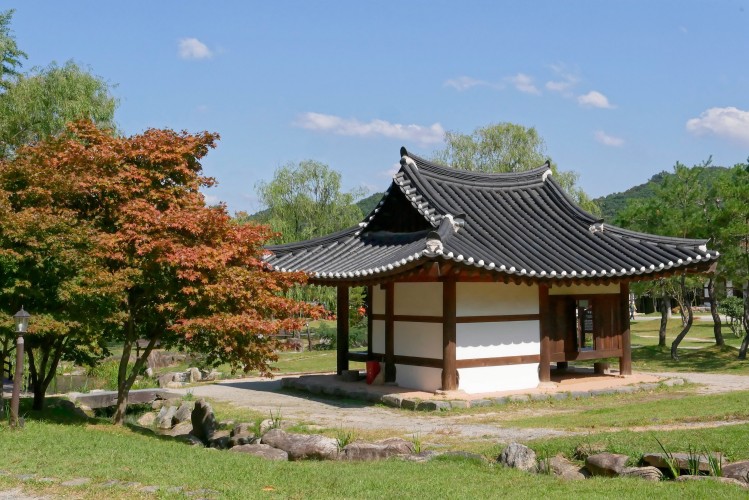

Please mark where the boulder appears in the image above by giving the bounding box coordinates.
[341,439,414,461]
[156,406,177,429]
[643,452,723,473]
[187,367,202,383]
[163,420,193,437]
[177,434,204,447]
[498,443,537,472]
[209,430,231,449]
[538,455,587,480]
[620,466,663,481]
[723,460,749,485]
[201,369,221,381]
[231,423,254,437]
[403,450,440,462]
[585,453,629,477]
[172,402,193,425]
[229,435,258,447]
[158,373,177,388]
[675,475,748,489]
[573,442,606,460]
[376,437,414,455]
[137,412,157,427]
[261,429,339,461]
[189,399,217,443]
[230,444,289,461]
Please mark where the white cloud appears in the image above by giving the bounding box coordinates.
[686,106,749,145]
[178,38,213,60]
[545,64,579,97]
[506,73,540,95]
[577,90,615,109]
[444,76,503,91]
[594,130,624,147]
[294,112,445,145]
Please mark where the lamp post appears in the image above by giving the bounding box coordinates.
[10,306,30,428]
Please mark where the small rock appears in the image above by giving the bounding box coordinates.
[620,466,663,481]
[137,412,157,427]
[723,460,749,485]
[538,455,587,480]
[187,367,202,383]
[498,443,537,472]
[156,405,177,429]
[230,443,289,461]
[643,452,723,473]
[585,453,629,477]
[177,434,204,447]
[61,477,91,487]
[173,402,193,425]
[261,428,339,461]
[164,420,193,437]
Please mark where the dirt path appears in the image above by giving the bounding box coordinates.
[178,378,572,442]
[178,371,749,442]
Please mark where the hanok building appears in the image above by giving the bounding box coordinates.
[265,148,718,394]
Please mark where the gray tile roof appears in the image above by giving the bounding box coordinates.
[265,148,718,283]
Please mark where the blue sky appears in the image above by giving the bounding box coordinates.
[7,1,749,215]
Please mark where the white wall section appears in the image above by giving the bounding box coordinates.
[372,320,385,354]
[458,364,539,393]
[396,364,442,392]
[456,321,540,360]
[394,321,442,359]
[457,282,539,316]
[394,282,442,316]
[372,285,386,314]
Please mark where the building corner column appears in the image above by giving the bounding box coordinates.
[442,278,457,391]
[538,283,551,383]
[336,285,349,375]
[384,282,396,382]
[619,282,632,375]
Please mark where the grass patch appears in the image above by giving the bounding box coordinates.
[500,390,749,430]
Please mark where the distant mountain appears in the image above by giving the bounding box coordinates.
[356,192,384,217]
[593,166,728,222]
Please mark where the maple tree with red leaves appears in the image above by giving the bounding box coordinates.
[0,121,321,421]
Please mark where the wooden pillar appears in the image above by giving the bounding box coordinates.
[538,283,551,383]
[336,285,349,375]
[442,278,457,391]
[384,282,396,382]
[619,282,632,375]
[366,285,373,359]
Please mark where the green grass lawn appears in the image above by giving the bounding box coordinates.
[2,399,748,499]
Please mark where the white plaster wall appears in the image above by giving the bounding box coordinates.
[394,321,443,359]
[456,321,540,360]
[371,320,385,354]
[457,282,539,316]
[458,364,539,393]
[549,283,621,295]
[394,282,442,316]
[371,285,386,315]
[396,364,442,392]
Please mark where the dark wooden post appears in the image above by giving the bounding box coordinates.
[619,282,632,375]
[366,285,373,359]
[336,285,349,375]
[442,278,457,390]
[384,282,396,382]
[538,283,551,383]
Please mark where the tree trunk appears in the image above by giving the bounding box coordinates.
[659,295,670,347]
[27,337,66,411]
[707,277,724,346]
[671,275,695,360]
[739,281,749,360]
[113,320,161,425]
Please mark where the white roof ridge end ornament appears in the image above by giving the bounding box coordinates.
[443,213,466,233]
[542,168,552,182]
[589,222,605,233]
[400,147,418,169]
[424,231,443,256]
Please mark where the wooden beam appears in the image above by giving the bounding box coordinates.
[442,278,458,390]
[336,285,349,375]
[384,282,396,382]
[456,354,540,369]
[538,283,551,382]
[619,282,632,375]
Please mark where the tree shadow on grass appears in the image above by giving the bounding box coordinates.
[6,396,99,427]
[633,345,748,373]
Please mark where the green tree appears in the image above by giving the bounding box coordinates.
[433,122,598,214]
[713,160,749,359]
[0,61,118,158]
[255,160,365,244]
[616,160,718,357]
[0,9,26,90]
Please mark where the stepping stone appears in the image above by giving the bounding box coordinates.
[100,480,122,487]
[61,477,91,487]
[140,485,159,493]
[16,474,35,481]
